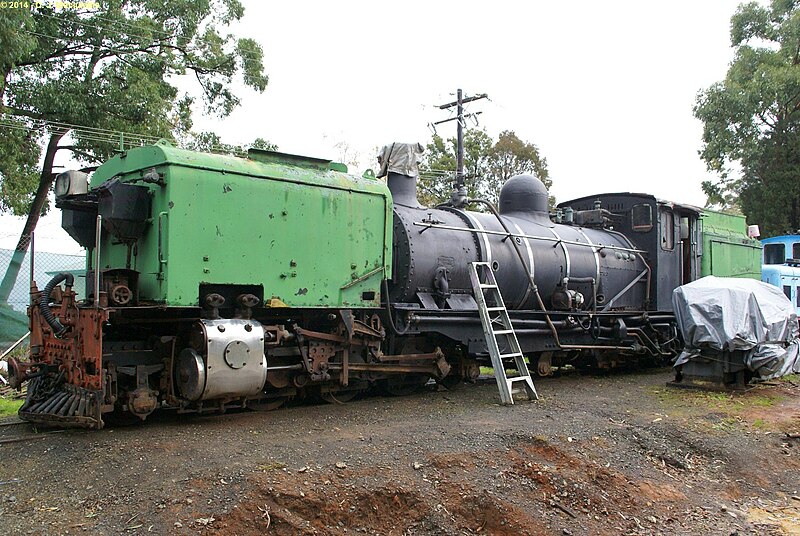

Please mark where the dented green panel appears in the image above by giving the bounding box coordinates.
[700,209,761,279]
[90,142,393,308]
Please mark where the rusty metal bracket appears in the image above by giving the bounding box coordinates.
[294,326,347,343]
[339,310,355,341]
[293,326,332,382]
[293,326,314,375]
[376,349,445,362]
[340,348,349,387]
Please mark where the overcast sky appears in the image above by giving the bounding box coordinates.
[0,0,746,254]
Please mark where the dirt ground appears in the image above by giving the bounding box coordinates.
[1,369,799,535]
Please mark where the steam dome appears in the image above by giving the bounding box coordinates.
[499,174,549,216]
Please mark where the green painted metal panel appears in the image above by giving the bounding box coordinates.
[91,143,393,308]
[700,210,762,279]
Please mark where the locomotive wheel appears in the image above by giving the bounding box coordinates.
[318,344,367,404]
[103,406,143,427]
[437,375,464,390]
[321,389,361,404]
[379,375,430,396]
[379,337,433,396]
[249,397,289,411]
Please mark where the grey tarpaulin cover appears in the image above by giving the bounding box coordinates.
[376,142,424,179]
[672,276,800,380]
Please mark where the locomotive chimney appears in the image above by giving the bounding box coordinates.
[377,142,424,208]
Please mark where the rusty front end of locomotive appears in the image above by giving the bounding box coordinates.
[12,274,108,429]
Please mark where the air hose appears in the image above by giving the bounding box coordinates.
[382,278,413,336]
[40,272,74,338]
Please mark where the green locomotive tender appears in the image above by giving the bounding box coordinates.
[89,140,392,309]
[11,141,452,429]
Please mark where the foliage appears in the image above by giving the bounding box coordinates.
[419,129,551,207]
[694,0,800,235]
[420,129,492,203]
[0,116,41,214]
[0,10,40,214]
[0,0,268,216]
[186,131,276,156]
[0,397,23,417]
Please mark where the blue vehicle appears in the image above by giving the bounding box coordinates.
[761,235,800,314]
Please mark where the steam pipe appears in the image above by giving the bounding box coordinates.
[94,214,102,307]
[468,198,635,353]
[40,272,74,338]
[469,198,564,344]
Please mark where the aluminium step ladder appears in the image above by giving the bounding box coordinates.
[468,262,539,405]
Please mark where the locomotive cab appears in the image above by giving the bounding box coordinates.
[558,194,703,311]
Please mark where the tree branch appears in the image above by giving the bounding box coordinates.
[4,107,45,121]
[58,145,104,163]
[83,46,102,86]
[15,47,98,67]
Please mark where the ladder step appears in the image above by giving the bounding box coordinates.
[469,261,538,405]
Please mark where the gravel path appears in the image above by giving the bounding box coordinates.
[1,369,799,535]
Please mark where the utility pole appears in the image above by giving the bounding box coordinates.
[431,89,488,205]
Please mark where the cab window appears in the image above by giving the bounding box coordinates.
[660,210,674,250]
[764,243,785,264]
[631,204,653,232]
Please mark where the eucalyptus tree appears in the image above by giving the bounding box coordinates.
[420,129,551,207]
[0,1,268,301]
[695,0,800,235]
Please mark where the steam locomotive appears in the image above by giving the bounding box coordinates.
[9,141,701,428]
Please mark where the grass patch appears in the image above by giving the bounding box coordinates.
[649,384,787,432]
[752,418,767,429]
[5,343,29,360]
[650,386,780,409]
[748,395,779,407]
[711,416,742,431]
[0,397,23,417]
[702,392,733,402]
[479,367,523,377]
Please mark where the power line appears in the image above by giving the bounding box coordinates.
[2,116,163,141]
[0,119,162,147]
[36,12,177,41]
[431,89,488,193]
[0,116,259,157]
[419,169,455,177]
